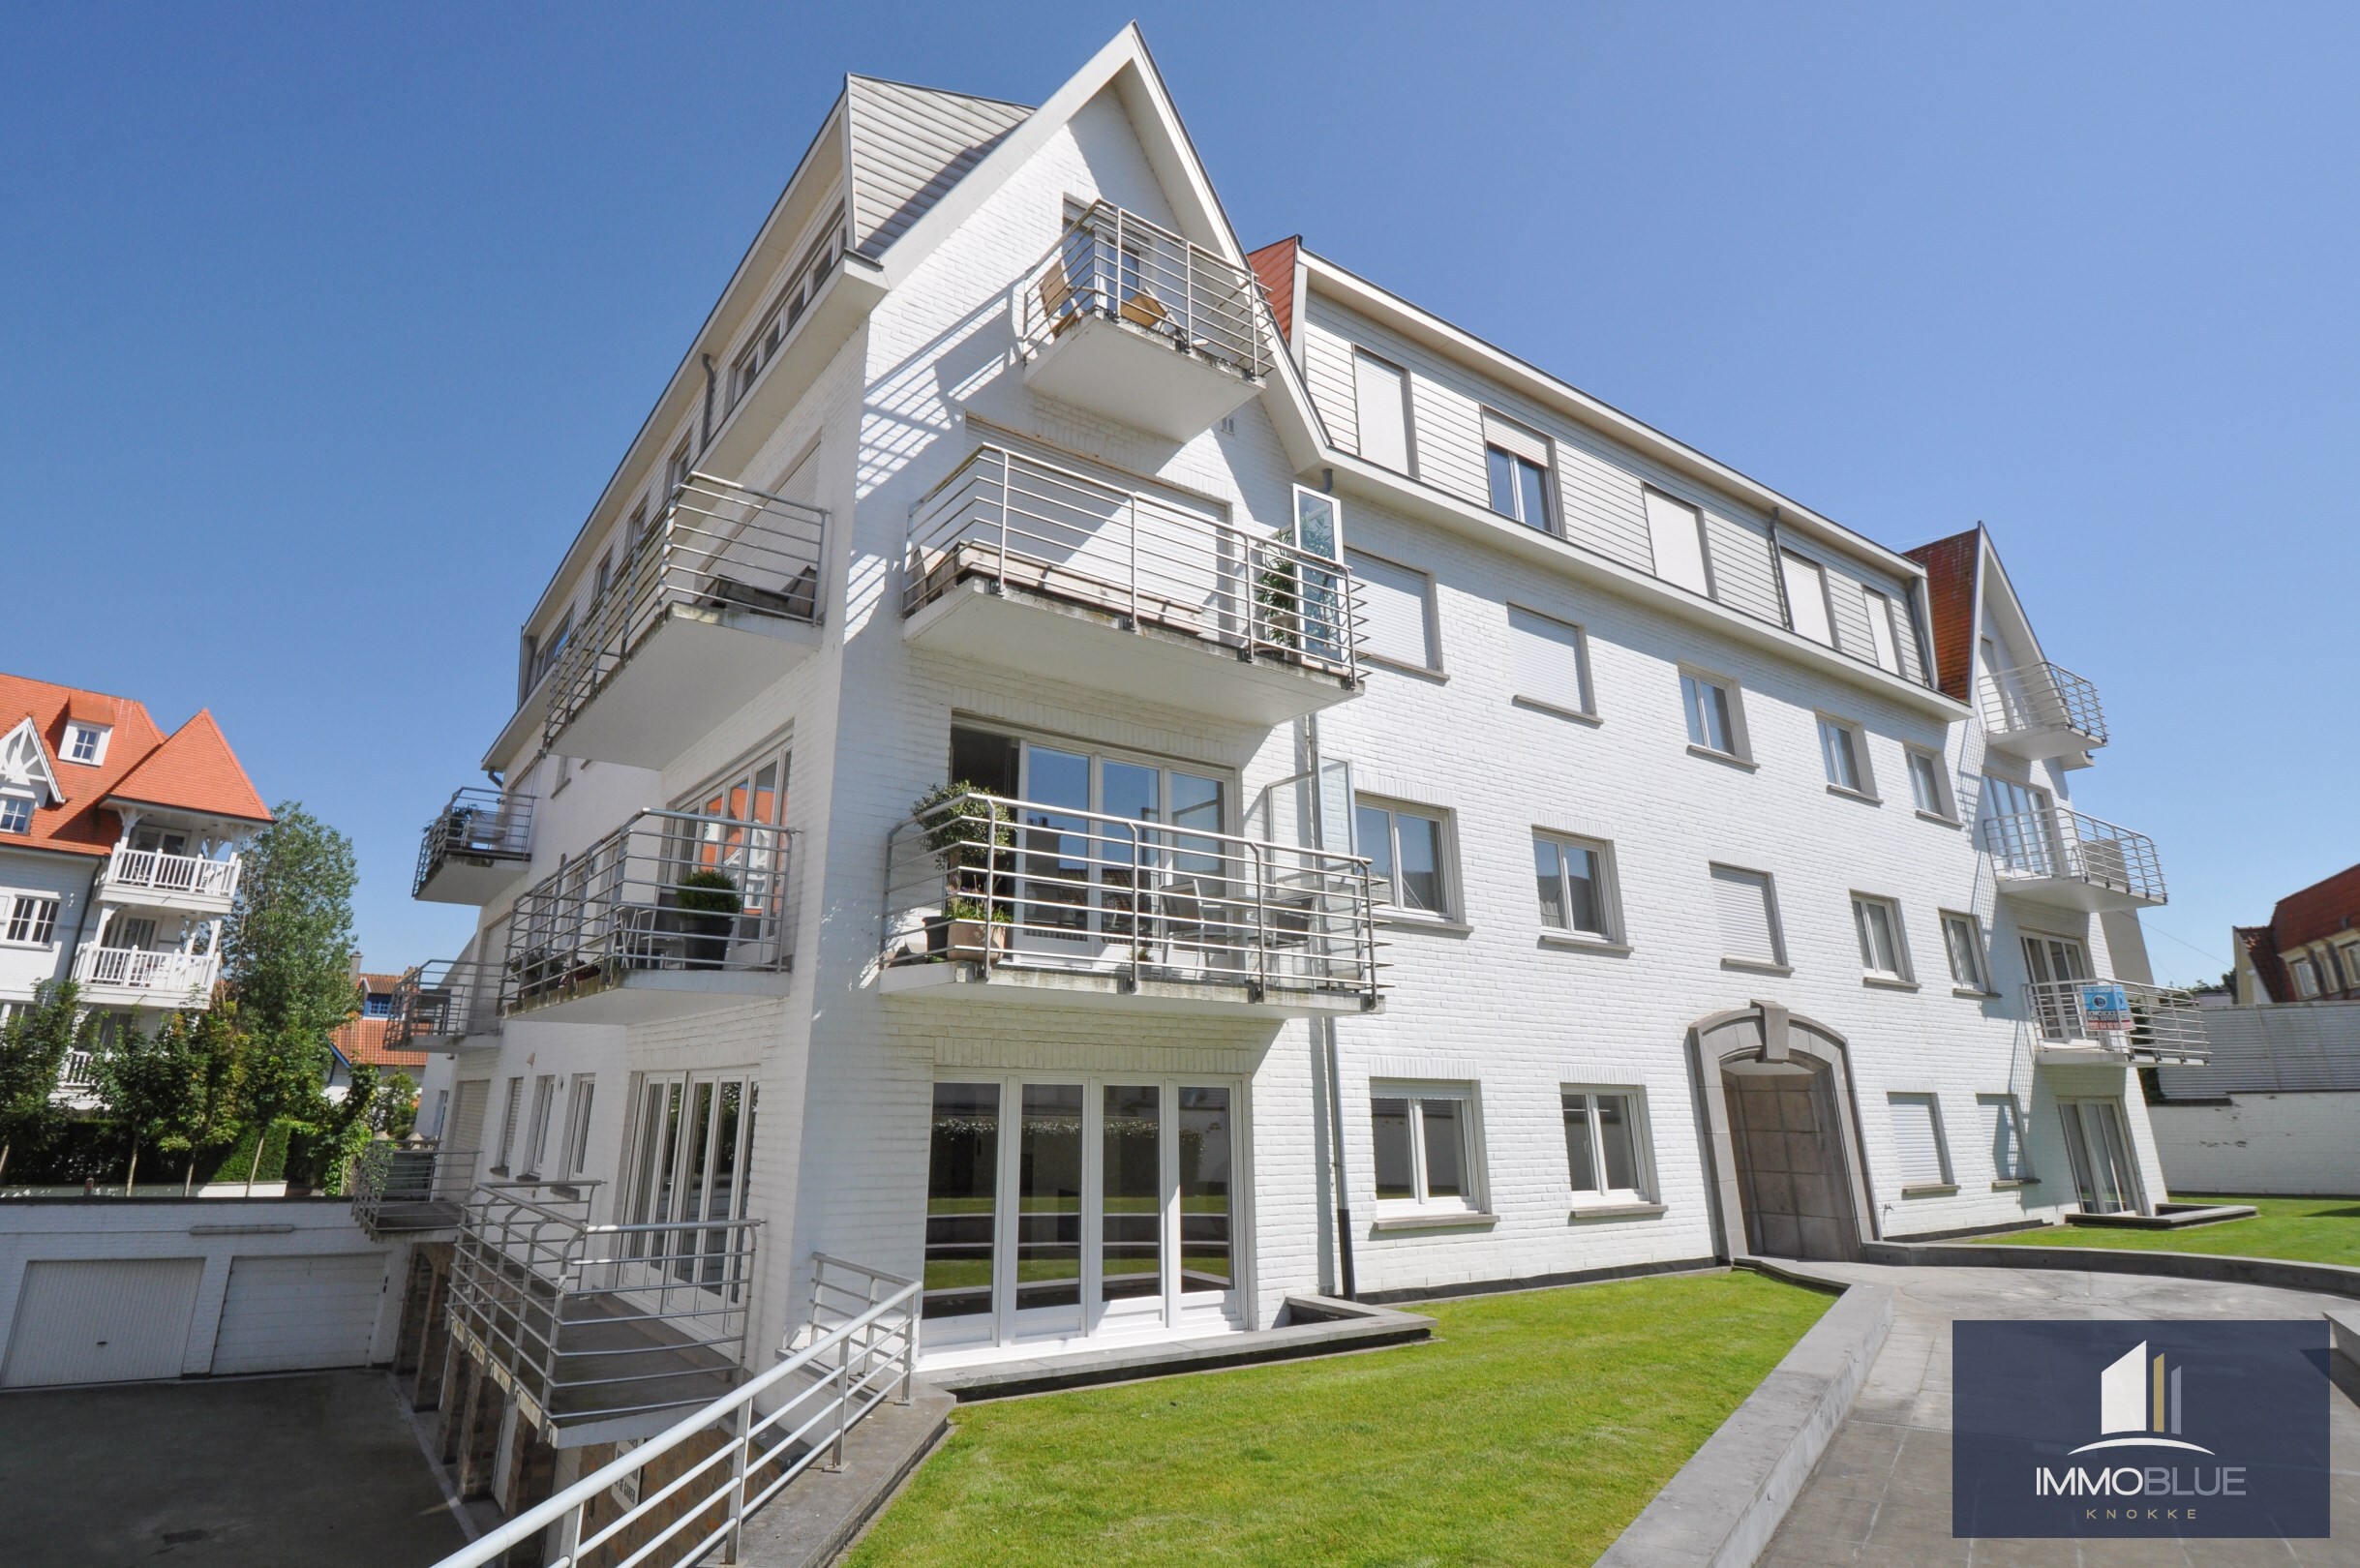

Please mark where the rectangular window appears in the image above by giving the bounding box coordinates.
[1351,350,1412,472]
[1506,605,1592,717]
[1371,1087,1479,1211]
[63,724,107,765]
[1888,1093,1951,1189]
[1852,894,1909,980]
[1681,671,1742,757]
[524,1074,559,1176]
[1345,549,1437,671]
[562,1076,597,1178]
[1861,588,1901,674]
[0,797,30,834]
[1818,717,1868,794]
[1643,488,1709,594]
[1356,800,1449,916]
[1562,1090,1645,1198]
[1980,1095,2031,1182]
[1482,412,1553,531]
[112,917,156,950]
[1533,833,1617,941]
[5,895,59,946]
[1941,912,1989,992]
[1711,864,1784,968]
[1906,748,1951,817]
[1780,551,1833,645]
[2292,957,2321,999]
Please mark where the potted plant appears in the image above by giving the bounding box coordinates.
[672,867,742,967]
[912,782,1014,960]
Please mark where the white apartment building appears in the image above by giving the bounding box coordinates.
[383,25,2207,1514]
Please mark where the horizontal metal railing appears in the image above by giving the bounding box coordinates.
[904,443,1361,682]
[101,844,240,901]
[430,1253,915,1568]
[1020,199,1271,380]
[1980,806,2164,904]
[351,1142,479,1232]
[412,787,534,897]
[2027,978,2210,1061]
[387,957,506,1050]
[449,1181,762,1432]
[884,789,1381,1006]
[506,809,794,1014]
[72,945,219,999]
[544,471,827,750]
[1980,661,2107,746]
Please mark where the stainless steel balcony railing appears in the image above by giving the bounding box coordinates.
[387,958,505,1050]
[1020,200,1271,381]
[351,1142,479,1235]
[1980,806,2165,905]
[2026,978,2210,1063]
[904,444,1361,681]
[412,788,534,899]
[543,472,827,751]
[1980,661,2107,748]
[883,789,1382,1007]
[449,1181,760,1432]
[505,809,794,1016]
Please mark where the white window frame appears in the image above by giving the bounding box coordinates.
[1355,798,1456,921]
[1343,546,1440,674]
[1887,1092,1954,1192]
[522,1074,559,1177]
[1710,862,1787,972]
[1851,892,1914,984]
[1905,745,1954,822]
[1817,714,1877,800]
[61,723,109,767]
[2,891,61,948]
[1532,830,1622,948]
[1369,1082,1485,1217]
[1861,588,1902,674]
[2291,956,2321,999]
[1978,1093,2033,1185]
[1679,667,1750,763]
[493,1075,524,1174]
[0,794,32,835]
[560,1074,597,1180]
[1940,911,1992,995]
[1505,603,1595,721]
[1560,1086,1652,1206]
[1481,411,1555,533]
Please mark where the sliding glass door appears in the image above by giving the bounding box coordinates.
[2057,1098,2143,1216]
[623,1070,758,1294]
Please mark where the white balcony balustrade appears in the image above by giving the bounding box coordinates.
[1980,661,2108,761]
[903,445,1362,723]
[72,945,219,1005]
[505,808,795,1024]
[388,958,505,1051]
[1980,805,2165,911]
[413,788,534,904]
[350,1141,479,1240]
[1019,200,1272,439]
[881,789,1382,1015]
[99,845,240,911]
[2026,978,2210,1066]
[543,473,827,768]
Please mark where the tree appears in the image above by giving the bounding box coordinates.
[285,1063,380,1196]
[0,980,96,1186]
[222,802,360,1189]
[170,1003,250,1193]
[93,1014,175,1193]
[92,1006,250,1194]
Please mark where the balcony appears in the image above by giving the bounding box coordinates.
[350,1141,478,1241]
[96,845,240,914]
[72,945,219,1008]
[1981,662,2108,762]
[1981,806,2165,912]
[880,789,1382,1016]
[542,473,827,768]
[504,808,795,1025]
[2027,978,2210,1067]
[412,788,534,905]
[387,958,504,1051]
[903,445,1361,724]
[1018,201,1271,440]
[448,1181,759,1446]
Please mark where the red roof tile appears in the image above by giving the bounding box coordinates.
[107,709,271,824]
[0,673,170,859]
[333,1015,430,1072]
[1246,237,1300,344]
[1903,528,1982,704]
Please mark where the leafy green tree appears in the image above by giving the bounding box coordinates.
[93,1014,174,1193]
[285,1062,380,1196]
[93,1006,252,1193]
[0,980,97,1185]
[374,1071,419,1140]
[171,1002,250,1192]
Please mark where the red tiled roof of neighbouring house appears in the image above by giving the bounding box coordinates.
[106,709,272,824]
[2267,862,2360,955]
[0,673,173,858]
[1247,236,1300,344]
[333,1014,430,1073]
[1902,528,1982,704]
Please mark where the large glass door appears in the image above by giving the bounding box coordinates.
[624,1070,758,1294]
[2022,933,2090,1040]
[2058,1099,2142,1216]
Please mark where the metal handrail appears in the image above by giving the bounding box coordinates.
[505,808,795,1015]
[544,471,828,750]
[1018,200,1271,380]
[101,844,241,901]
[387,958,505,1050]
[2025,978,2210,1062]
[883,788,1382,1006]
[351,1142,479,1231]
[429,1253,917,1568]
[413,788,535,897]
[1980,805,2165,903]
[1979,661,2107,745]
[903,443,1361,682]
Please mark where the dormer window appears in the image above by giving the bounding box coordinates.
[0,796,30,834]
[64,723,108,766]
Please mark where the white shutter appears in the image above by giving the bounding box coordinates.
[1644,489,1709,594]
[1888,1094,1946,1186]
[1781,552,1833,645]
[1481,410,1550,466]
[1507,606,1587,713]
[1352,352,1410,471]
[1346,550,1434,669]
[1710,865,1779,964]
[1861,588,1900,673]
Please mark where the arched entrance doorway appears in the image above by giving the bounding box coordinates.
[1690,1003,1876,1262]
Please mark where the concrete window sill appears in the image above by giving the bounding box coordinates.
[1379,913,1473,936]
[1861,974,1920,992]
[1568,1200,1667,1221]
[1989,1178,2037,1191]
[1721,957,1793,977]
[1371,1210,1499,1234]
[1826,784,1881,806]
[1361,653,1447,683]
[1899,1183,1958,1198]
[1687,744,1758,771]
[1916,809,1961,828]
[1952,985,2001,1001]
[1538,931,1632,956]
[1512,696,1601,727]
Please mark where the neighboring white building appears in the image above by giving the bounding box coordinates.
[387,26,2207,1511]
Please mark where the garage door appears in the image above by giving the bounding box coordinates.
[2,1257,204,1387]
[210,1252,388,1374]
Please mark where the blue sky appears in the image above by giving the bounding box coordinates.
[4,3,2352,985]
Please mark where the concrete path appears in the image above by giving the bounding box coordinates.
[1757,1261,2360,1567]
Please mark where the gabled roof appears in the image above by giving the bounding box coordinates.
[0,672,183,858]
[108,709,271,824]
[331,1015,429,1072]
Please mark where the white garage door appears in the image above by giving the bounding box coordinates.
[3,1257,204,1387]
[210,1252,388,1374]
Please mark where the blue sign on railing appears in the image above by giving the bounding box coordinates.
[2080,981,2133,1033]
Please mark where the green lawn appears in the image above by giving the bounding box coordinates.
[1978,1194,2360,1266]
[848,1271,1829,1568]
